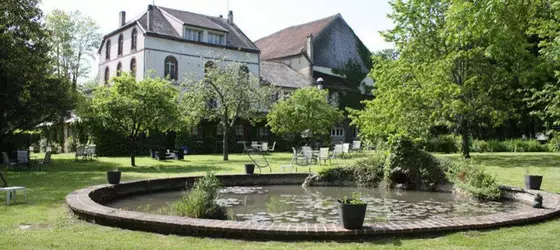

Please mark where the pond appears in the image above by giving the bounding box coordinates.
[107,185,523,224]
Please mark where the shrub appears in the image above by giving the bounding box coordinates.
[471,139,489,152]
[446,161,501,201]
[173,172,227,220]
[549,133,560,152]
[423,135,459,153]
[384,136,447,190]
[486,140,508,152]
[318,152,386,187]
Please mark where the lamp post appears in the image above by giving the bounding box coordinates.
[316,77,324,90]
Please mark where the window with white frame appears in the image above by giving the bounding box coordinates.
[236,124,244,136]
[208,32,225,45]
[185,28,201,42]
[331,127,344,137]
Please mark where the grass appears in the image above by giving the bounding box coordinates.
[1,152,560,249]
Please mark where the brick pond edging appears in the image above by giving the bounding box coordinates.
[66,173,560,240]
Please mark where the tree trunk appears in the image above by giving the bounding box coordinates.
[460,121,471,159]
[130,139,136,166]
[222,123,229,161]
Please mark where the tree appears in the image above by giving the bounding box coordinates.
[46,10,101,89]
[181,61,275,161]
[87,74,180,166]
[528,1,560,126]
[0,0,75,150]
[267,87,344,138]
[349,0,538,158]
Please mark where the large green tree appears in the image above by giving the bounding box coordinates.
[87,74,180,166]
[267,87,344,138]
[0,0,75,150]
[350,0,537,158]
[46,10,101,89]
[181,62,275,161]
[528,1,560,126]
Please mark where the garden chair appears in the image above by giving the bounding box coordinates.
[280,148,299,172]
[302,146,314,165]
[245,148,272,173]
[35,152,52,170]
[261,142,268,152]
[352,141,362,152]
[268,141,276,152]
[2,152,16,169]
[317,147,331,165]
[342,143,351,158]
[75,146,86,161]
[333,144,343,162]
[86,145,97,160]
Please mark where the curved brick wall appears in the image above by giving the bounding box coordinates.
[66,173,560,240]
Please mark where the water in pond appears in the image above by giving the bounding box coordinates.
[107,185,522,224]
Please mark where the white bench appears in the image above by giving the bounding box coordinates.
[0,186,26,205]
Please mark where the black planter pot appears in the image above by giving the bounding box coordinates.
[245,164,255,175]
[175,150,184,160]
[107,171,121,184]
[525,175,543,190]
[337,200,368,229]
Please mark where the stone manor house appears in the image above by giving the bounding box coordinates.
[98,5,372,148]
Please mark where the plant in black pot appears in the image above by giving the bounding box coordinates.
[524,169,543,190]
[107,168,121,184]
[337,192,368,229]
[245,163,255,175]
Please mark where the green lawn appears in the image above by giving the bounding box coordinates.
[1,152,560,249]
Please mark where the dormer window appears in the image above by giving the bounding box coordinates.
[185,28,201,42]
[208,33,225,45]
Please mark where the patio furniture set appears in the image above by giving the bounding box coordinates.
[281,141,362,172]
[74,145,97,161]
[2,150,52,171]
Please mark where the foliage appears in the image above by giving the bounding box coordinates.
[318,153,386,187]
[84,73,180,166]
[267,87,344,138]
[446,160,502,201]
[340,192,365,205]
[384,136,446,190]
[350,0,538,158]
[45,9,102,88]
[548,132,560,152]
[181,61,275,160]
[173,172,226,220]
[0,0,76,151]
[421,135,459,153]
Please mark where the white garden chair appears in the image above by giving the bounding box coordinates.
[342,143,351,158]
[333,144,343,161]
[268,141,276,152]
[318,147,331,165]
[16,150,29,165]
[261,142,268,152]
[302,146,314,165]
[352,141,362,152]
[75,146,86,161]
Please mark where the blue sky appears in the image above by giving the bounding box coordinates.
[40,0,394,80]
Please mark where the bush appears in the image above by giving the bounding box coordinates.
[384,136,447,190]
[318,152,386,187]
[446,161,501,201]
[471,139,489,152]
[173,172,227,220]
[485,140,508,152]
[549,133,560,152]
[422,135,459,153]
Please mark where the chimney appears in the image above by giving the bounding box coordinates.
[227,10,233,24]
[306,34,314,63]
[147,5,153,31]
[119,11,126,27]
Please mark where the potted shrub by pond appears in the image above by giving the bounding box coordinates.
[337,192,368,229]
[107,168,121,184]
[245,163,255,175]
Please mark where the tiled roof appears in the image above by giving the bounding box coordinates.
[103,5,259,52]
[255,14,340,60]
[260,61,311,89]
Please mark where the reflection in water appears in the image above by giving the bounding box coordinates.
[107,185,522,224]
